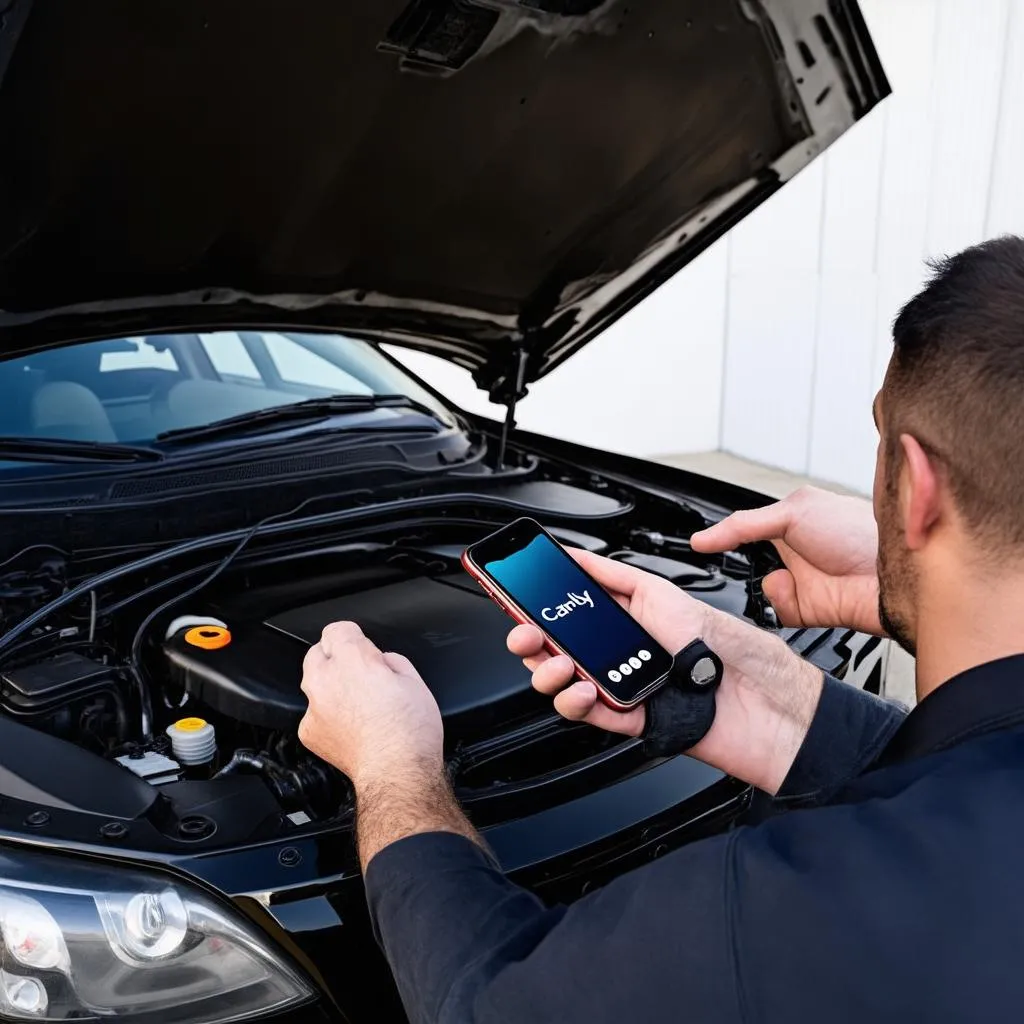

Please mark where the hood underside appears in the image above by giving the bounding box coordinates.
[0,0,887,394]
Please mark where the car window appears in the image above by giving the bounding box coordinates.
[262,333,372,394]
[0,331,454,458]
[98,338,178,373]
[199,332,261,382]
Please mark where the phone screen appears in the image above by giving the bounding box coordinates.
[468,519,674,706]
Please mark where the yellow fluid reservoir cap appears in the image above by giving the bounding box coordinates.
[173,717,208,733]
[167,717,217,765]
[184,625,231,650]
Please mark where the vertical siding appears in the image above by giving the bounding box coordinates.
[870,0,939,390]
[806,109,886,491]
[986,1,1024,236]
[925,0,1010,256]
[721,0,1020,494]
[722,160,826,474]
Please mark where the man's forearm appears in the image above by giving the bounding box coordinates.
[355,758,482,872]
[685,607,906,801]
[687,609,825,794]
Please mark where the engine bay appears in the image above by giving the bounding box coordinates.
[0,457,877,853]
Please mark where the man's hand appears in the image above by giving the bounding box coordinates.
[299,621,443,786]
[508,550,823,794]
[691,486,884,637]
[509,554,710,739]
[299,622,479,869]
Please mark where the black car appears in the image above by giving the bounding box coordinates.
[0,2,889,1021]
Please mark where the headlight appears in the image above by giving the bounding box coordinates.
[0,844,314,1022]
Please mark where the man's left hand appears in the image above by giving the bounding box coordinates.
[299,622,481,870]
[298,621,444,789]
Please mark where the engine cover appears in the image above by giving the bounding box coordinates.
[161,573,545,741]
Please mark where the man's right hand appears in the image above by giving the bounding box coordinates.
[508,550,824,794]
[691,486,885,637]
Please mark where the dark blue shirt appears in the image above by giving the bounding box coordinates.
[366,658,1024,1023]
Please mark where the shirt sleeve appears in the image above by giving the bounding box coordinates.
[774,673,907,805]
[365,828,742,1024]
[363,684,909,1023]
[366,772,960,1024]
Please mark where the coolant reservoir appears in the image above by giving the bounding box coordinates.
[166,717,216,766]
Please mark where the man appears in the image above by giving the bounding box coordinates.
[299,235,1024,1022]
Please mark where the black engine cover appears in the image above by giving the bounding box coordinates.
[162,573,545,741]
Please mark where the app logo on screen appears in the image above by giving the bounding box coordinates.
[541,590,594,621]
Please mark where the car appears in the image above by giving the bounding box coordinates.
[0,1,889,1021]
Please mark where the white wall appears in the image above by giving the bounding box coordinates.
[394,0,1024,494]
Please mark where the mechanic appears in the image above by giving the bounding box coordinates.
[298,235,1024,1023]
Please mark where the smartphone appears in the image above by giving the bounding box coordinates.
[462,517,674,710]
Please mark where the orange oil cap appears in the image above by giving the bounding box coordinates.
[183,625,232,650]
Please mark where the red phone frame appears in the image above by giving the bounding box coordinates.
[460,544,667,712]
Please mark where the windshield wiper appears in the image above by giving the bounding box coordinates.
[156,394,443,446]
[0,436,165,464]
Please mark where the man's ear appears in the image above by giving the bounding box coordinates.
[898,433,941,550]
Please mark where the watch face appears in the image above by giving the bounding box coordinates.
[690,656,718,687]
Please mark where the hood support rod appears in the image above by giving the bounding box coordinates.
[495,344,529,471]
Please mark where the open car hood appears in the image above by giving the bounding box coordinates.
[0,0,887,398]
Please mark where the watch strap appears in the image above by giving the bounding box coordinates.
[640,639,724,758]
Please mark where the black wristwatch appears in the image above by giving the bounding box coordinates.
[640,639,724,758]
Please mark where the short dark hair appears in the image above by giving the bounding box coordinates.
[887,235,1024,549]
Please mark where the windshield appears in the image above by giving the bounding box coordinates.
[0,331,453,450]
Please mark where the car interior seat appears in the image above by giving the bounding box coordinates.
[152,379,297,434]
[31,381,118,442]
[0,361,38,437]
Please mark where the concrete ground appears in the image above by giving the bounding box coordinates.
[654,450,864,499]
[656,451,916,707]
